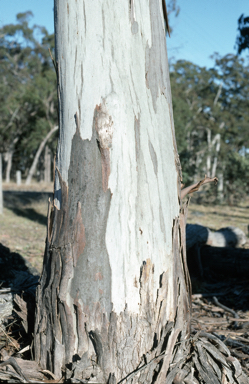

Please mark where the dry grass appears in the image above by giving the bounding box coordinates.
[1,182,249,274]
[187,198,249,236]
[0,182,53,273]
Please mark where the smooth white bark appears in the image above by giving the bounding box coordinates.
[54,0,179,314]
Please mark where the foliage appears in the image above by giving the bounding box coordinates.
[166,0,180,35]
[1,9,249,203]
[0,12,58,180]
[225,152,249,203]
[170,55,249,203]
[236,14,249,54]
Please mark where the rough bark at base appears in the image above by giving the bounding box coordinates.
[34,121,191,382]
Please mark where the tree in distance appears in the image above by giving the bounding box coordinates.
[236,14,249,54]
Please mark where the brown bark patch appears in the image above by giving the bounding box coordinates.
[140,258,153,284]
[95,272,103,281]
[94,103,113,192]
[35,115,112,374]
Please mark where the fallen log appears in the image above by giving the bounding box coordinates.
[186,224,247,250]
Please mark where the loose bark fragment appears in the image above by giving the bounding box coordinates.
[14,295,28,333]
[165,331,249,384]
[199,334,230,358]
[196,341,220,384]
[193,351,215,384]
[181,175,218,199]
[206,351,222,382]
[0,357,29,382]
[94,103,113,192]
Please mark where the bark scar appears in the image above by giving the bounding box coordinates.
[94,103,113,192]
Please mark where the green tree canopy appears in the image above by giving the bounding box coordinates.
[170,54,249,202]
[236,14,249,54]
[0,11,57,179]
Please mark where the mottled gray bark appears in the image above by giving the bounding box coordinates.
[34,1,191,382]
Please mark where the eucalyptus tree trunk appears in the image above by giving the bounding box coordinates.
[34,0,191,382]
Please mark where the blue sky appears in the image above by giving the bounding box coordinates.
[167,0,248,68]
[0,0,54,34]
[0,0,248,68]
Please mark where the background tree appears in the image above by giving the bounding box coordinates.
[166,0,180,35]
[236,14,249,54]
[170,54,249,203]
[0,12,58,183]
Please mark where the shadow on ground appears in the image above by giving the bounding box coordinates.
[0,238,40,295]
[3,191,52,226]
[188,247,249,312]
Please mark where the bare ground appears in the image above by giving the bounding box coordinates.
[0,182,53,273]
[1,183,249,274]
[1,183,249,380]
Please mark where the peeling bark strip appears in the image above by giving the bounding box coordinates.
[95,103,113,192]
[181,175,218,199]
[145,0,169,112]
